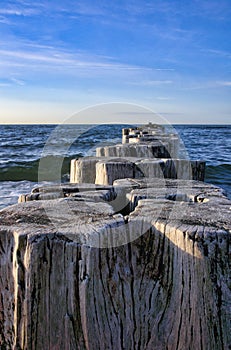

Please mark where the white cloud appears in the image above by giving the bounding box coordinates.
[0,15,11,24]
[63,4,106,17]
[154,68,175,71]
[130,80,173,86]
[0,48,140,69]
[156,96,174,100]
[202,48,231,59]
[180,79,231,90]
[0,7,39,16]
[216,81,231,86]
[10,77,25,86]
[0,77,25,87]
[0,46,153,80]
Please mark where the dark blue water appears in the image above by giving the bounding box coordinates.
[0,124,230,209]
[175,125,231,197]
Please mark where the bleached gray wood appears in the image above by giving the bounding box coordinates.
[96,142,171,158]
[1,180,230,350]
[1,123,228,349]
[70,157,205,185]
[70,157,99,184]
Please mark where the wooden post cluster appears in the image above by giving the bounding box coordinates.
[70,125,205,185]
[0,124,230,349]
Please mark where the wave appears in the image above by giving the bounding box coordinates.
[205,164,231,199]
[205,163,231,182]
[0,155,83,182]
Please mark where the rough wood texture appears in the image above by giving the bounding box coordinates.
[19,183,116,203]
[0,179,230,350]
[70,158,99,184]
[96,142,172,158]
[70,125,204,185]
[70,157,205,185]
[114,126,179,158]
[0,124,229,349]
[95,158,137,185]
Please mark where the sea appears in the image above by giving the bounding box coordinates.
[0,124,230,210]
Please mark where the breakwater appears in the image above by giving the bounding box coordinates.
[0,124,230,349]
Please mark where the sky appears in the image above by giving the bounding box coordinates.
[0,0,230,124]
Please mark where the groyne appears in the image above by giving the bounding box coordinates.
[0,124,230,350]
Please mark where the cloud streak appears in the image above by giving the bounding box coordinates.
[0,48,152,72]
[0,77,25,87]
[202,48,231,59]
[216,81,231,87]
[0,7,40,16]
[180,80,231,90]
[10,77,25,86]
[156,96,174,100]
[0,41,175,77]
[130,80,173,86]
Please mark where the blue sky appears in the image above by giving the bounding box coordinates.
[0,0,230,124]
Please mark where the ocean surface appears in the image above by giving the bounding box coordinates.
[0,124,230,210]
